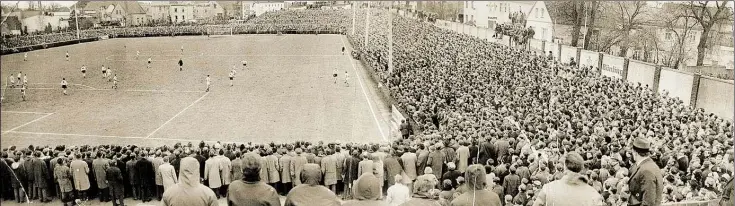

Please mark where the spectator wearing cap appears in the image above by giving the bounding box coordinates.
[386,174,411,206]
[441,162,462,188]
[227,153,281,206]
[456,141,470,173]
[54,158,74,206]
[92,151,110,202]
[400,120,410,139]
[162,157,218,206]
[628,137,664,206]
[216,149,233,198]
[70,153,90,201]
[451,164,502,206]
[384,150,404,188]
[358,153,374,177]
[720,175,734,206]
[532,152,603,206]
[279,147,294,194]
[135,151,155,202]
[204,152,223,198]
[285,163,341,206]
[266,149,281,190]
[290,148,308,186]
[503,165,521,198]
[231,152,244,182]
[343,150,361,199]
[400,147,418,192]
[321,149,339,193]
[105,161,125,206]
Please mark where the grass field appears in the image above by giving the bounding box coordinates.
[0,34,393,147]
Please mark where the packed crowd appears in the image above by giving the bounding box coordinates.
[348,10,734,205]
[1,9,734,206]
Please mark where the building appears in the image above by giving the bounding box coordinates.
[169,3,194,23]
[193,1,225,21]
[5,11,69,34]
[463,1,552,41]
[251,1,285,16]
[146,2,171,24]
[78,1,149,26]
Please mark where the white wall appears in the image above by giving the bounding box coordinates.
[170,5,194,23]
[22,15,69,33]
[253,3,284,16]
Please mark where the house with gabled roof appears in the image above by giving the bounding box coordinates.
[77,1,150,26]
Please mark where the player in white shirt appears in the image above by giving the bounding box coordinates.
[16,72,22,87]
[136,51,140,60]
[333,68,338,84]
[81,65,87,78]
[65,51,69,61]
[181,45,184,53]
[344,71,349,87]
[106,67,112,82]
[20,83,26,101]
[229,67,237,86]
[61,78,68,95]
[8,75,15,88]
[205,75,211,92]
[23,74,27,86]
[112,74,118,89]
[147,57,152,69]
[241,60,247,70]
[24,52,28,61]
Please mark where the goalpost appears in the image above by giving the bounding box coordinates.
[208,26,233,36]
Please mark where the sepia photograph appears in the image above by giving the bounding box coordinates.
[0,1,733,205]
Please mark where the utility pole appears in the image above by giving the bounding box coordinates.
[351,1,356,35]
[582,2,587,49]
[365,1,369,48]
[388,1,393,74]
[74,3,80,38]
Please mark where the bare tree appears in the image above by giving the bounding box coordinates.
[681,1,733,66]
[608,1,651,57]
[547,1,584,46]
[582,1,601,50]
[662,5,698,69]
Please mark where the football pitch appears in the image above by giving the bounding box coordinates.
[0,34,392,147]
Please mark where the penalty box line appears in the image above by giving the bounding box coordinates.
[1,113,55,135]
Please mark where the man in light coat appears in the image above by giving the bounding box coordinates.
[532,152,604,206]
[321,149,338,193]
[92,152,110,202]
[216,149,232,198]
[279,147,294,194]
[266,149,281,189]
[231,152,244,181]
[152,151,165,201]
[70,153,91,201]
[456,141,470,173]
[54,158,74,206]
[290,148,308,186]
[401,147,418,193]
[159,156,178,192]
[204,152,222,198]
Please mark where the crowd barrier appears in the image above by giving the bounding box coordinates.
[433,20,734,121]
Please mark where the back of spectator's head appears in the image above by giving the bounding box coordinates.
[564,152,585,173]
[241,153,261,182]
[465,164,487,190]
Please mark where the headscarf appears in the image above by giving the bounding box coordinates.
[353,173,381,200]
[179,157,201,188]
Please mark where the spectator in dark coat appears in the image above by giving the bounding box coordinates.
[126,153,139,200]
[31,151,51,202]
[106,161,125,206]
[53,158,73,206]
[343,150,360,199]
[10,155,26,203]
[503,166,521,198]
[135,152,156,202]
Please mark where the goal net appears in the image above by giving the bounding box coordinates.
[207,26,233,36]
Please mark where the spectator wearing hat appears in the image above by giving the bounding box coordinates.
[532,152,603,206]
[227,153,281,206]
[162,157,218,206]
[290,148,308,186]
[54,158,74,206]
[417,145,430,176]
[70,153,90,201]
[384,151,404,188]
[720,176,734,206]
[285,163,340,206]
[343,150,361,199]
[92,152,110,202]
[216,149,232,198]
[451,164,502,206]
[401,147,418,192]
[401,173,440,206]
[279,147,294,194]
[204,152,223,198]
[628,137,664,206]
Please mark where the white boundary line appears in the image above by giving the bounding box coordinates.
[0,111,52,115]
[200,54,342,57]
[31,83,97,90]
[2,113,54,135]
[146,92,209,138]
[4,87,204,93]
[1,130,242,144]
[339,36,388,142]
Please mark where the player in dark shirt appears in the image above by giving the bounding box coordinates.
[178,59,183,71]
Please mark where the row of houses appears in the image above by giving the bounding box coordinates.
[401,1,732,71]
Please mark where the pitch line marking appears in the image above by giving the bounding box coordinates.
[31,83,97,90]
[2,113,54,135]
[201,54,342,57]
[0,111,53,115]
[145,92,209,138]
[339,36,388,142]
[2,130,247,145]
[4,87,204,93]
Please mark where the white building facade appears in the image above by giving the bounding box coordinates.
[463,1,553,42]
[169,4,194,23]
[252,2,285,16]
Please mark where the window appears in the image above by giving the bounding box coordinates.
[541,9,545,17]
[175,16,178,21]
[665,32,672,40]
[536,8,539,18]
[174,8,178,12]
[182,8,184,13]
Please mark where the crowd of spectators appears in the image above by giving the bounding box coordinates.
[1,9,734,206]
